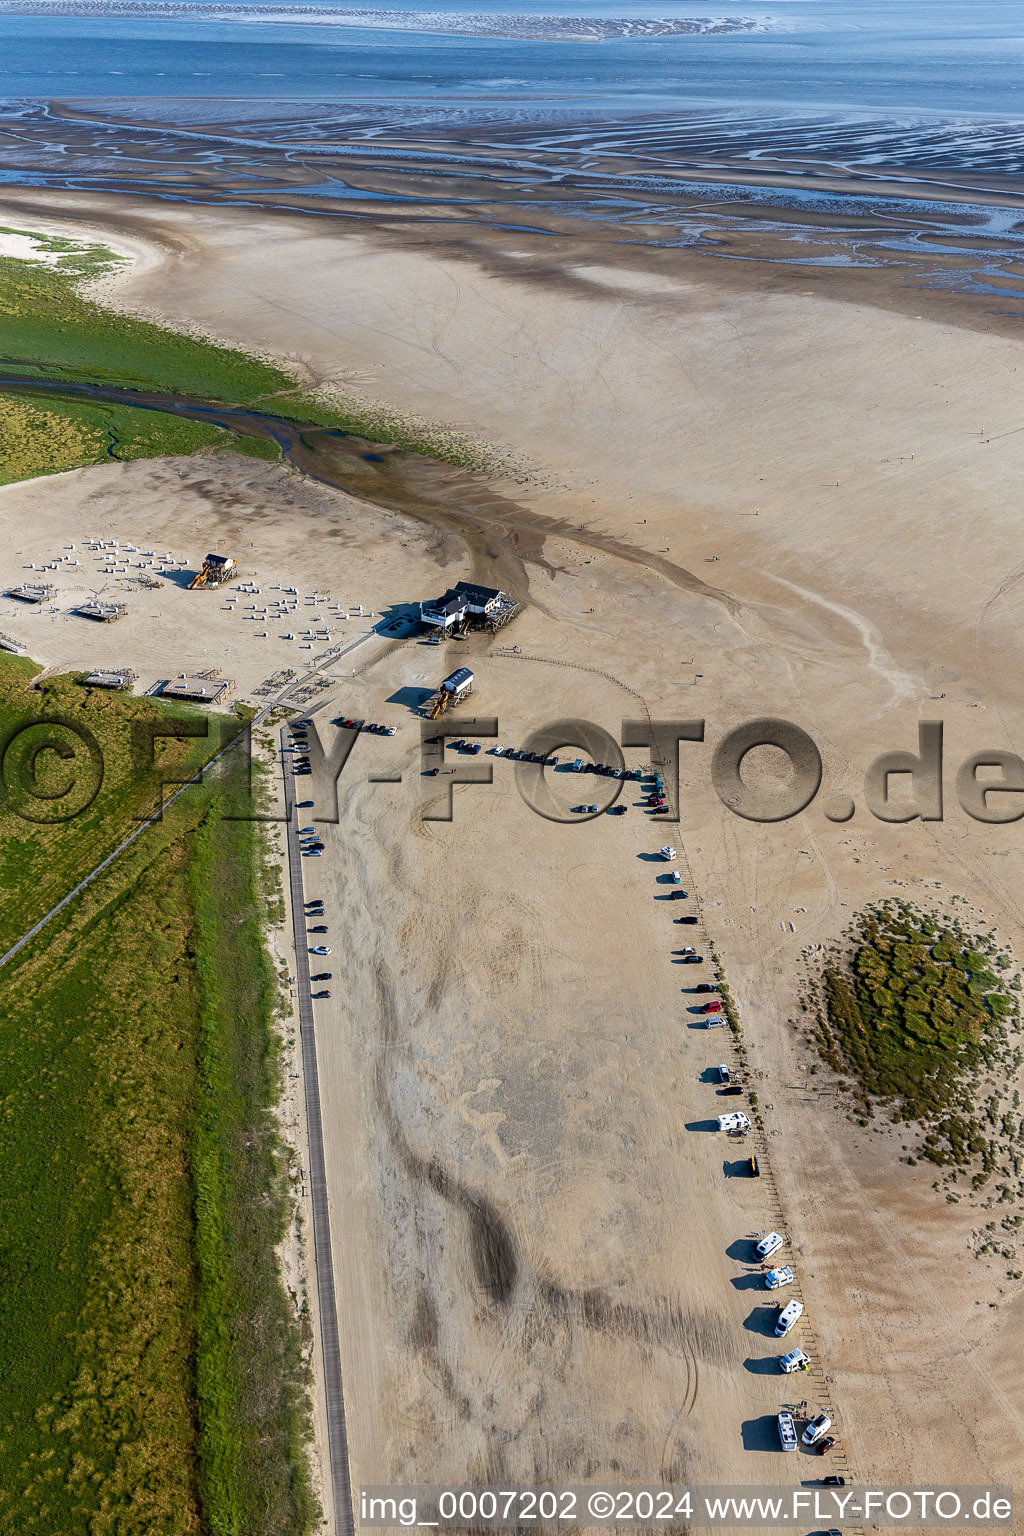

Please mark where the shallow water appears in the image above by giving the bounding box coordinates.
[1,0,1024,118]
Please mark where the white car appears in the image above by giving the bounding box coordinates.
[777,1412,798,1452]
[764,1266,795,1290]
[756,1232,785,1261]
[717,1112,751,1132]
[779,1348,810,1374]
[310,945,331,955]
[775,1299,803,1337]
[803,1413,832,1446]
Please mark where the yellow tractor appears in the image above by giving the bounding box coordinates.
[189,554,237,590]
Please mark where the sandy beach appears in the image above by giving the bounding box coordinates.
[2,184,1023,1523]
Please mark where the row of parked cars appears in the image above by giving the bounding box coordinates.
[335,717,398,734]
[303,897,332,995]
[670,813,846,1477]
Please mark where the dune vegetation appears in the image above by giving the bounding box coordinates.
[804,901,1024,1189]
[0,657,317,1536]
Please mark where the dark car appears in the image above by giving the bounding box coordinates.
[720,1084,744,1096]
[675,914,699,924]
[470,743,482,755]
[671,889,689,900]
[297,801,314,808]
[308,924,328,933]
[312,990,332,999]
[651,806,671,814]
[608,804,628,815]
[681,954,704,964]
[823,1477,846,1487]
[311,972,332,981]
[695,982,714,993]
[817,1437,837,1455]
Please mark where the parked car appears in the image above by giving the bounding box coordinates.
[312,989,332,998]
[308,925,328,933]
[678,945,697,955]
[303,849,322,855]
[681,954,704,964]
[756,1232,785,1261]
[310,972,332,981]
[310,945,331,955]
[803,1414,832,1447]
[297,800,314,808]
[715,1064,730,1083]
[299,826,316,836]
[777,1412,798,1453]
[701,1001,722,1014]
[823,1476,845,1486]
[779,1348,811,1374]
[676,914,699,924]
[671,888,689,899]
[817,1437,837,1456]
[608,804,628,815]
[765,1266,795,1290]
[720,1082,743,1093]
[775,1299,803,1336]
[696,982,715,993]
[717,1112,750,1132]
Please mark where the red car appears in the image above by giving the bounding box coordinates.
[702,1001,722,1014]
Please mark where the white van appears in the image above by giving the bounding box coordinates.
[764,1266,795,1290]
[775,1299,803,1337]
[803,1413,832,1446]
[777,1412,798,1452]
[779,1348,810,1374]
[755,1232,785,1261]
[717,1112,751,1132]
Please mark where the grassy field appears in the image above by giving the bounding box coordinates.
[804,901,1024,1188]
[0,657,316,1535]
[0,391,234,487]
